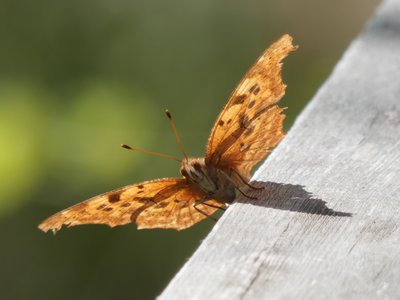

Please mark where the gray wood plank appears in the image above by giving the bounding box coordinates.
[159,0,400,299]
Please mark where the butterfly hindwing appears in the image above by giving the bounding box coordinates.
[134,180,221,230]
[206,34,297,178]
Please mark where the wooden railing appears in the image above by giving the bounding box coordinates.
[159,0,400,298]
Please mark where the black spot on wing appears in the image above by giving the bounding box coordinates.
[248,100,256,109]
[136,197,155,204]
[232,94,247,105]
[108,192,121,203]
[97,204,107,210]
[249,84,261,95]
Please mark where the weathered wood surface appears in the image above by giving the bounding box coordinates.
[159,0,400,298]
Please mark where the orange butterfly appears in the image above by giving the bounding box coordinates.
[38,34,297,232]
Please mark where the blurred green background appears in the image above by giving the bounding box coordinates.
[0,0,380,299]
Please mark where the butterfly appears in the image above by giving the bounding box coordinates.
[38,34,297,232]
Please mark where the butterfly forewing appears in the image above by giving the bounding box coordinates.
[206,34,297,178]
[38,178,220,232]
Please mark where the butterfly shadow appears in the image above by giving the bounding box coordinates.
[236,181,352,217]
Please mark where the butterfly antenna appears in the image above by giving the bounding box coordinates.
[121,144,181,162]
[165,109,188,159]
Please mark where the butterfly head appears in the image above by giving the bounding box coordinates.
[179,158,236,202]
[180,158,218,194]
[180,157,205,181]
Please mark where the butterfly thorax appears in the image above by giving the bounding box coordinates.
[180,157,236,202]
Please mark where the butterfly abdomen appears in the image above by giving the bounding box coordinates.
[180,158,236,202]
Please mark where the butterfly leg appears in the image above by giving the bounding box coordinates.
[201,202,227,211]
[236,187,258,200]
[231,168,264,191]
[192,196,225,222]
[222,169,259,199]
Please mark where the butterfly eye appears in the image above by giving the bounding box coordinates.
[193,162,202,172]
[180,169,189,178]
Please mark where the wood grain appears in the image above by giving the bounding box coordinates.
[159,0,400,298]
